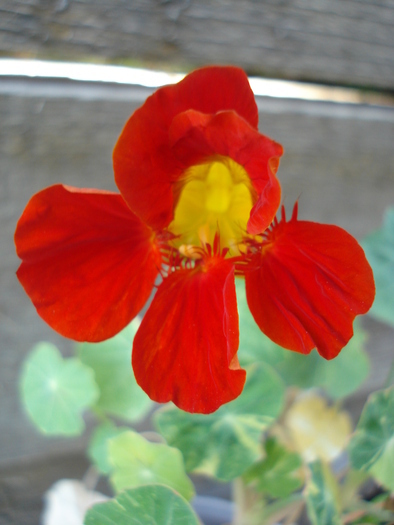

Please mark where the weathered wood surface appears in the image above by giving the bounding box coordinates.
[1,0,394,90]
[0,451,232,525]
[0,453,91,525]
[1,76,394,467]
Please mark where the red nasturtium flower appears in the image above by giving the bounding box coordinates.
[15,66,375,414]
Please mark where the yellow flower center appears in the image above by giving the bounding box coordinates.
[169,156,255,256]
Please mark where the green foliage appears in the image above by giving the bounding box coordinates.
[155,363,285,481]
[385,361,394,388]
[362,207,394,326]
[340,471,394,525]
[108,430,195,501]
[20,342,98,435]
[243,438,303,498]
[236,279,369,399]
[77,319,152,422]
[88,421,129,474]
[349,386,394,491]
[269,325,368,401]
[84,484,200,525]
[305,461,342,525]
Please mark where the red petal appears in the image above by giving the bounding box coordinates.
[132,256,246,413]
[113,66,258,231]
[245,212,375,359]
[169,109,283,234]
[15,185,161,342]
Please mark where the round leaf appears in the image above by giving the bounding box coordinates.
[243,438,303,498]
[362,207,394,326]
[155,363,285,481]
[84,484,200,525]
[305,461,342,525]
[349,386,394,491]
[108,431,195,501]
[77,319,152,422]
[20,342,98,435]
[307,324,369,400]
[236,277,279,366]
[88,422,129,474]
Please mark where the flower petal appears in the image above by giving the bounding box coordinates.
[15,184,161,342]
[113,66,258,231]
[132,257,246,414]
[245,208,375,359]
[169,109,283,234]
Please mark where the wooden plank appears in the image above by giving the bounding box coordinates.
[0,453,91,525]
[0,0,394,89]
[1,76,394,466]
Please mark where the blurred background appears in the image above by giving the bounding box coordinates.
[1,0,394,522]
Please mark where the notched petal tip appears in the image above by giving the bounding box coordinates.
[246,212,375,359]
[132,255,246,414]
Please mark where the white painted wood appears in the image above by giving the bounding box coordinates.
[0,0,393,89]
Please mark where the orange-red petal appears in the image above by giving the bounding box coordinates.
[15,184,161,342]
[113,66,258,231]
[132,256,246,414]
[245,210,375,359]
[169,109,283,234]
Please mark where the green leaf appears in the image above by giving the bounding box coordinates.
[155,363,285,481]
[347,500,394,524]
[385,360,394,388]
[77,319,152,422]
[236,279,369,399]
[236,277,279,367]
[349,386,394,491]
[305,325,369,400]
[362,207,394,326]
[268,324,369,400]
[20,342,98,435]
[108,431,195,501]
[258,493,304,524]
[339,468,371,511]
[88,422,129,474]
[305,461,342,525]
[243,437,303,498]
[370,444,394,492]
[84,484,200,525]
